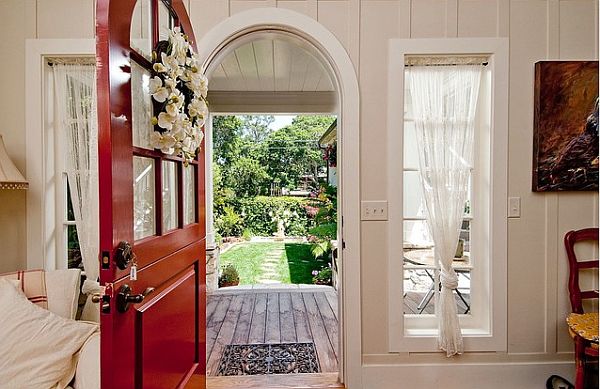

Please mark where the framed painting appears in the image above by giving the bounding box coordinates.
[532,61,598,192]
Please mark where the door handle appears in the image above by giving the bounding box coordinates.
[116,284,155,313]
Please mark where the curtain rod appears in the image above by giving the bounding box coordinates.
[46,57,95,67]
[405,55,489,67]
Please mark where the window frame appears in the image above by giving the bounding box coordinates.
[387,38,508,353]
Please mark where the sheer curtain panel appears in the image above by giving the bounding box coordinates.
[407,64,483,356]
[53,62,100,322]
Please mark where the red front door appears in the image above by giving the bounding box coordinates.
[96,1,206,388]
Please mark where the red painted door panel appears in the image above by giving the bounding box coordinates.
[96,1,206,388]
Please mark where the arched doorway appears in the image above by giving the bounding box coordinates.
[196,8,361,388]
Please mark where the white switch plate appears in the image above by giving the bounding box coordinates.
[361,201,388,221]
[508,197,521,218]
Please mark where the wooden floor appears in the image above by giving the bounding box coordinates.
[206,288,339,377]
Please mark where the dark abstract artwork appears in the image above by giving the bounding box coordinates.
[532,61,599,192]
[217,343,320,376]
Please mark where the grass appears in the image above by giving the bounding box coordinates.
[219,242,329,285]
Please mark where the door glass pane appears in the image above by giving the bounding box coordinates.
[162,161,179,231]
[403,220,433,248]
[158,1,174,42]
[131,61,154,149]
[183,164,196,225]
[130,0,153,60]
[134,156,156,240]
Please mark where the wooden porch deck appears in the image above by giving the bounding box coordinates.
[206,287,339,376]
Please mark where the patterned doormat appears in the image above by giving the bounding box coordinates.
[216,342,320,376]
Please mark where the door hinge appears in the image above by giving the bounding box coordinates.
[342,240,346,250]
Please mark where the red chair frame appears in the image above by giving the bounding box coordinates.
[564,227,599,389]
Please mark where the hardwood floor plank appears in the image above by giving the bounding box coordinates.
[265,292,281,343]
[206,295,233,363]
[207,294,245,375]
[248,293,268,344]
[291,292,312,343]
[206,294,221,324]
[314,292,339,361]
[302,293,337,372]
[231,293,257,345]
[279,292,297,343]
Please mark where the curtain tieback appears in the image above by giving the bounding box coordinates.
[440,268,458,290]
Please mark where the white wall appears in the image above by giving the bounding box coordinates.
[1,0,598,387]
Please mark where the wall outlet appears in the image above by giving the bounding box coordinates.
[361,201,388,221]
[508,197,521,218]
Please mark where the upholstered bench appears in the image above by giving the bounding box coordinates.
[0,269,99,389]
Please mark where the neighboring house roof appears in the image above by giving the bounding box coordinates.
[318,119,337,147]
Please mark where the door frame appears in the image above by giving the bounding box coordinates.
[196,8,362,388]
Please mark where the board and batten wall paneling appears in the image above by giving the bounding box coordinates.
[507,0,549,355]
[37,0,95,38]
[0,0,36,273]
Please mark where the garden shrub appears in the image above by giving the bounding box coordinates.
[215,206,244,237]
[238,196,312,236]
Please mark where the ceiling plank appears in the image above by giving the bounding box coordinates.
[288,45,311,91]
[220,50,246,91]
[252,39,275,92]
[273,39,293,92]
[234,44,261,91]
[303,56,325,92]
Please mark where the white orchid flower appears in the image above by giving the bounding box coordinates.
[150,131,176,154]
[153,63,167,73]
[188,98,207,118]
[165,102,179,116]
[169,90,185,109]
[157,112,177,130]
[149,76,169,103]
[164,77,177,91]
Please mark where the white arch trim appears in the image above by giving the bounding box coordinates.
[196,8,362,388]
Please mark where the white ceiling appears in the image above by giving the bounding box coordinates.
[208,38,335,93]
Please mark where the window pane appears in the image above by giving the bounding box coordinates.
[66,179,75,222]
[131,61,154,149]
[130,0,153,60]
[403,121,419,169]
[403,220,433,248]
[134,156,156,240]
[183,164,196,225]
[403,268,436,314]
[67,225,82,270]
[403,170,426,218]
[158,1,174,42]
[162,161,179,231]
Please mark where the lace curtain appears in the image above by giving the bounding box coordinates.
[407,64,483,356]
[53,62,100,322]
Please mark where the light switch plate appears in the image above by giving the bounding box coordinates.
[361,201,388,221]
[508,197,521,218]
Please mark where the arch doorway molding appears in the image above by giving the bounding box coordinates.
[196,8,362,388]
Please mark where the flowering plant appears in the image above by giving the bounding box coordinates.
[149,27,208,165]
[323,144,336,167]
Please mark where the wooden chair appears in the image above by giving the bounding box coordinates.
[565,228,599,389]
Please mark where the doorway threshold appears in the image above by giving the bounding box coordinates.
[205,372,344,389]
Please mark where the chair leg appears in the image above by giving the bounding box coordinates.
[574,337,586,389]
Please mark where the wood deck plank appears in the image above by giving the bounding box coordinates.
[324,291,338,321]
[206,295,233,363]
[291,291,313,343]
[231,293,257,344]
[202,372,344,388]
[206,294,245,375]
[314,292,339,361]
[279,292,297,343]
[265,292,281,343]
[248,293,268,344]
[302,292,337,373]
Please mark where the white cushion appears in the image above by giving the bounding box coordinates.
[0,278,98,389]
[45,269,81,320]
[73,332,100,389]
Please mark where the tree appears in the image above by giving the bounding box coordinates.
[213,115,244,166]
[239,115,274,143]
[260,115,335,190]
[225,157,270,197]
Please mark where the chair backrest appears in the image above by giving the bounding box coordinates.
[565,228,599,314]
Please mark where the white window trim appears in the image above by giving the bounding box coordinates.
[387,38,508,353]
[25,39,95,271]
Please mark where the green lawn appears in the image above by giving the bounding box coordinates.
[219,242,329,285]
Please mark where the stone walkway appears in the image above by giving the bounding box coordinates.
[257,246,285,284]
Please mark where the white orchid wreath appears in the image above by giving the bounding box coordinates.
[148,27,208,165]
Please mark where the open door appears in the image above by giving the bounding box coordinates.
[96,1,206,388]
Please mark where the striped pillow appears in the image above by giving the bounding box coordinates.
[0,269,48,309]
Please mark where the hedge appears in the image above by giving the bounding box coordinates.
[215,196,314,237]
